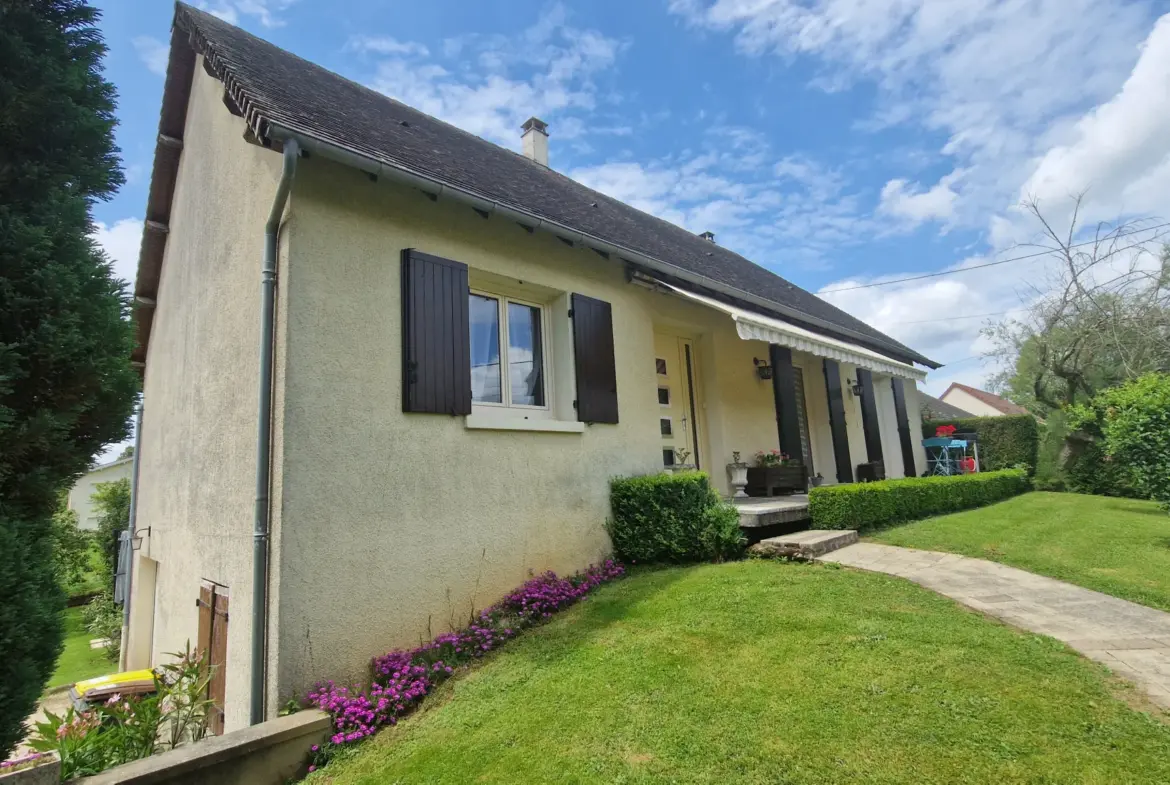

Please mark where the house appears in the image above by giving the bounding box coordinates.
[939,382,1029,418]
[919,392,975,422]
[122,3,939,733]
[67,456,134,531]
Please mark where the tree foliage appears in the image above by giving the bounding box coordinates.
[1070,374,1170,510]
[49,493,94,596]
[92,478,130,593]
[0,0,138,757]
[986,197,1170,415]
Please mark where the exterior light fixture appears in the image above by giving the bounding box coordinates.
[753,357,773,380]
[848,378,864,397]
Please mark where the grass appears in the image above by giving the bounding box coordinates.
[313,561,1170,785]
[871,492,1170,611]
[48,606,115,690]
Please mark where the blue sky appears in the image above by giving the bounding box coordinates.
[90,0,1170,398]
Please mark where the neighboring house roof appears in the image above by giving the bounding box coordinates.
[941,383,1030,416]
[132,3,939,371]
[919,392,975,421]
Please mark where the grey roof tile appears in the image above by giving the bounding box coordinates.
[173,3,935,367]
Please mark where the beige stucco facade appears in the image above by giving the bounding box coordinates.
[126,61,929,732]
[940,387,1006,418]
[68,457,134,531]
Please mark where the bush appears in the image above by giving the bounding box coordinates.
[91,479,130,594]
[82,591,122,662]
[1071,373,1170,509]
[608,472,744,564]
[922,415,1039,473]
[808,469,1031,532]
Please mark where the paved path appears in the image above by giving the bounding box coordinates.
[820,542,1170,709]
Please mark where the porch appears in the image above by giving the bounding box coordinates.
[641,275,931,502]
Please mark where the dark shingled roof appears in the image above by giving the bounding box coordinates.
[163,3,935,368]
[919,392,975,421]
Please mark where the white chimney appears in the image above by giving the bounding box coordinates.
[521,117,549,166]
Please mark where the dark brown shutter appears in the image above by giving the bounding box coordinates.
[571,293,618,424]
[769,345,803,464]
[197,581,228,735]
[856,368,884,464]
[401,249,471,415]
[891,377,919,478]
[822,359,853,484]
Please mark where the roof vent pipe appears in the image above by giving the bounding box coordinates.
[521,117,549,166]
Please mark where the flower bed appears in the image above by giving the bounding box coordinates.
[304,560,625,769]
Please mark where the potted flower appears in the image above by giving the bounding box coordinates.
[665,447,695,475]
[746,450,806,496]
[726,451,749,499]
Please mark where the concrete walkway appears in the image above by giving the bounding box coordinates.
[820,542,1170,709]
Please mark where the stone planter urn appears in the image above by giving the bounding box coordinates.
[746,464,806,497]
[726,452,749,499]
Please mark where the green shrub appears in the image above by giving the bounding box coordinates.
[1032,414,1067,492]
[808,469,1031,532]
[1071,373,1170,509]
[1064,439,1143,499]
[608,472,744,564]
[922,414,1039,473]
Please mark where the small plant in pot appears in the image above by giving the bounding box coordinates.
[746,450,806,496]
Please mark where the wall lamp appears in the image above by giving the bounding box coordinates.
[753,357,773,380]
[847,378,864,397]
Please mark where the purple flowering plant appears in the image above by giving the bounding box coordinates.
[304,559,624,768]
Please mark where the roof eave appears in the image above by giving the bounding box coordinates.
[264,119,941,371]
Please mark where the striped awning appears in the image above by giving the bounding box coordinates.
[660,282,927,381]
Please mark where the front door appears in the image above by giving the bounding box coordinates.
[653,333,702,470]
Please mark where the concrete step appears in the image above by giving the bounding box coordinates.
[749,529,859,559]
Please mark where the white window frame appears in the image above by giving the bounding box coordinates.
[469,288,553,418]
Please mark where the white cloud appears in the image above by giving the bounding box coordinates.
[197,0,294,28]
[92,218,142,289]
[878,170,962,228]
[346,36,429,57]
[353,4,623,149]
[1020,14,1170,226]
[132,36,169,77]
[671,0,1157,230]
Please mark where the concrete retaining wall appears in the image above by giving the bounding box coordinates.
[77,710,329,785]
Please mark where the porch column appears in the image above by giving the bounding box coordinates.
[890,377,919,478]
[822,359,854,484]
[856,368,884,464]
[768,344,803,463]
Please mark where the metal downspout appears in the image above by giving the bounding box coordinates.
[251,138,299,726]
[118,399,144,672]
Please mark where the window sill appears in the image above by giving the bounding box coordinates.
[464,415,585,434]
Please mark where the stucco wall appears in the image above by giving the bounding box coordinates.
[941,388,1003,417]
[68,458,133,530]
[126,59,284,731]
[274,157,660,697]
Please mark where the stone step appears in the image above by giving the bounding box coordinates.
[749,529,859,559]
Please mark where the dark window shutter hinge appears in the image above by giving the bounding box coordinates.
[573,399,578,409]
[568,309,574,318]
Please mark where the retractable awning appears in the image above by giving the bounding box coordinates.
[659,282,928,382]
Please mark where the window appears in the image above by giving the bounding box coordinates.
[469,292,546,409]
[660,417,672,436]
[655,357,668,375]
[658,387,671,406]
[662,448,675,467]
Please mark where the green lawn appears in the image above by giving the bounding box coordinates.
[313,561,1170,785]
[871,492,1170,611]
[48,606,114,690]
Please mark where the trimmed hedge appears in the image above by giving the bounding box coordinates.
[608,472,744,564]
[922,414,1039,473]
[808,469,1031,532]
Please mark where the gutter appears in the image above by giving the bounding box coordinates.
[251,137,299,726]
[263,122,939,370]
